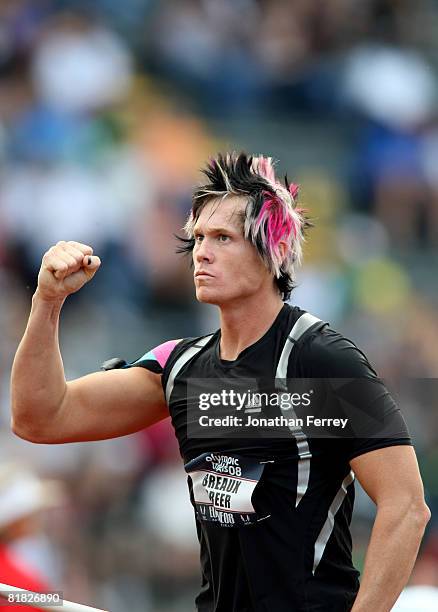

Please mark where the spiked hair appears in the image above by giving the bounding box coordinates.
[177,152,312,301]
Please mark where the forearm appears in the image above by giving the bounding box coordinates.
[11,290,67,436]
[351,501,430,611]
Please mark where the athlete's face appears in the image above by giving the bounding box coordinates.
[193,197,274,306]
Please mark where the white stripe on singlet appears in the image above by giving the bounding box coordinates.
[312,471,355,574]
[275,312,323,507]
[165,335,214,405]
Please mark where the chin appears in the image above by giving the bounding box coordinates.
[196,290,217,305]
[195,287,225,305]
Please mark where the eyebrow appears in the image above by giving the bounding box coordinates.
[193,226,237,235]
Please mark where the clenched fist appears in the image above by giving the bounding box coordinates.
[37,241,101,301]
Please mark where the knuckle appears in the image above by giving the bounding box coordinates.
[68,247,83,260]
[67,242,80,252]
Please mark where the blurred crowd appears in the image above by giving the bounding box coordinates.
[0,1,438,610]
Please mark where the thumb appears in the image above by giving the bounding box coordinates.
[82,255,101,280]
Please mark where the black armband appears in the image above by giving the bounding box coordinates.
[100,357,127,371]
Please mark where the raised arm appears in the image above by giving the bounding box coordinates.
[11,241,168,444]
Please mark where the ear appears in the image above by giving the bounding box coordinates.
[278,240,288,265]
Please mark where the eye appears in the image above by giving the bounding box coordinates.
[194,234,204,243]
[218,234,230,243]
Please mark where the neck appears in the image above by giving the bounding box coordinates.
[218,293,285,361]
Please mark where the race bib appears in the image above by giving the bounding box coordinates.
[184,452,268,527]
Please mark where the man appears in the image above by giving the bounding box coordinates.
[11,152,430,611]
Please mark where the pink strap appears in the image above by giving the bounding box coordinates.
[152,339,181,368]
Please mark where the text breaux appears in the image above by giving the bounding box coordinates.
[202,473,242,494]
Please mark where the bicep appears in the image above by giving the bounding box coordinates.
[350,445,425,507]
[48,366,168,443]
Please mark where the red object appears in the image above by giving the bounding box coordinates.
[0,544,50,610]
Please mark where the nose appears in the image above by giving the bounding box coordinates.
[194,238,214,264]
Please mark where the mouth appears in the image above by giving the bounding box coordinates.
[195,271,214,279]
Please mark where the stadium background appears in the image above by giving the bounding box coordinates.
[0,0,437,610]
